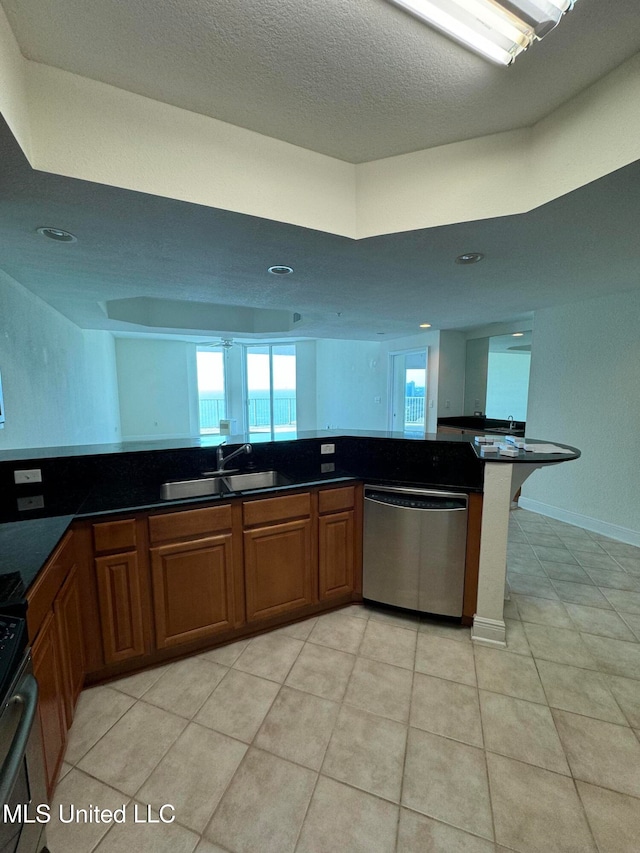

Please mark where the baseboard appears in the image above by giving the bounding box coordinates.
[471,615,506,648]
[518,497,640,547]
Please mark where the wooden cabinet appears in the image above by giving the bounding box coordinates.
[243,492,315,622]
[319,511,355,599]
[72,482,363,684]
[318,485,362,600]
[149,505,239,648]
[54,565,85,726]
[27,530,84,797]
[31,612,67,798]
[244,518,314,621]
[95,550,146,664]
[90,517,148,665]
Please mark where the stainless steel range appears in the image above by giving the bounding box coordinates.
[0,583,49,853]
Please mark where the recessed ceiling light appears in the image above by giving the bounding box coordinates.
[36,226,77,243]
[268,265,293,275]
[455,252,484,265]
[512,332,524,337]
[420,323,432,328]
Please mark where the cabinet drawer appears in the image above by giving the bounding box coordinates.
[93,519,137,553]
[149,504,232,543]
[27,530,75,639]
[318,486,356,514]
[243,492,311,527]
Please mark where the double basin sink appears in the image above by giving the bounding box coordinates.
[160,470,291,501]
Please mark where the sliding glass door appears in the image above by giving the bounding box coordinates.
[389,349,428,436]
[244,344,297,441]
[196,347,227,434]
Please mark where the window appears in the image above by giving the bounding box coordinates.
[196,348,227,434]
[245,344,297,441]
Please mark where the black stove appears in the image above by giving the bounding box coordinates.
[0,572,28,701]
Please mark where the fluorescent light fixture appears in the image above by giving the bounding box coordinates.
[501,0,575,37]
[386,0,579,65]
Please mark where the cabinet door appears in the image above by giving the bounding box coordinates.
[244,519,313,622]
[150,534,236,648]
[54,564,85,728]
[95,551,146,664]
[319,510,355,600]
[31,612,67,798]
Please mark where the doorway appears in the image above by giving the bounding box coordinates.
[389,349,428,435]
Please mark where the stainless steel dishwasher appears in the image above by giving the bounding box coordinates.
[363,484,468,617]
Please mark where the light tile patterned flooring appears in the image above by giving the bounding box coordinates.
[48,509,640,853]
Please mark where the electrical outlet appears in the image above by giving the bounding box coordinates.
[17,495,44,511]
[428,399,434,408]
[445,400,451,409]
[321,462,335,473]
[14,468,42,485]
[320,443,335,455]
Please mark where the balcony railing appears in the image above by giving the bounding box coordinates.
[405,396,425,425]
[201,395,422,432]
[199,396,297,433]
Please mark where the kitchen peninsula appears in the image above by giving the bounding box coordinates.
[0,429,579,638]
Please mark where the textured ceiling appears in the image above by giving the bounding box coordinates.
[2,0,639,162]
[1,118,639,341]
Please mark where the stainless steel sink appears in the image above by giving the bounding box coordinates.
[160,469,291,499]
[223,470,291,491]
[160,476,226,500]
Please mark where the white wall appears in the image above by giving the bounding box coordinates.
[485,351,531,420]
[436,331,466,418]
[315,339,387,430]
[464,336,489,415]
[522,290,640,541]
[0,269,120,449]
[0,3,31,159]
[115,338,199,440]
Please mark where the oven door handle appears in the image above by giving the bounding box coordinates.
[0,673,39,806]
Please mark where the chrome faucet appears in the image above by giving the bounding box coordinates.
[216,441,252,471]
[507,415,515,431]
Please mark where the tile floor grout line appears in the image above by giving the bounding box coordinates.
[471,636,498,847]
[573,780,606,853]
[64,687,137,768]
[394,652,417,849]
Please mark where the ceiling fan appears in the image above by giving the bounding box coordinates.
[200,338,234,349]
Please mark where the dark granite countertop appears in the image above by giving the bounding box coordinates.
[0,430,579,602]
[0,515,76,592]
[470,437,580,464]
